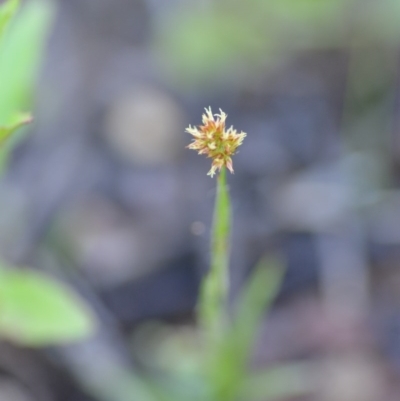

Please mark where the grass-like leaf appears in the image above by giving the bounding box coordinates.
[205,256,285,401]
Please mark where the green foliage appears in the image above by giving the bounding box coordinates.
[140,257,292,401]
[0,0,53,172]
[158,10,266,87]
[138,168,303,401]
[0,264,96,346]
[198,168,286,400]
[158,0,400,88]
[0,0,52,127]
[0,0,96,347]
[204,257,285,401]
[239,363,315,401]
[0,112,31,146]
[130,167,305,401]
[158,0,346,87]
[0,0,19,38]
[0,0,311,394]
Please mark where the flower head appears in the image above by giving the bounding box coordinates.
[186,107,246,177]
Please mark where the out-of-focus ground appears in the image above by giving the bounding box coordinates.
[2,0,400,400]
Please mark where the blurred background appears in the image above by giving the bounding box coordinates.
[3,0,400,400]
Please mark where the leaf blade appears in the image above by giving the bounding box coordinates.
[0,266,96,346]
[205,256,285,401]
[0,0,53,126]
[0,0,20,38]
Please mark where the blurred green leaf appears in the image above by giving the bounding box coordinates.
[0,112,32,146]
[205,256,285,401]
[355,0,400,44]
[159,10,268,88]
[159,0,400,89]
[268,0,344,22]
[239,363,315,401]
[87,368,159,401]
[198,167,230,339]
[0,0,19,39]
[0,265,96,346]
[159,0,350,88]
[148,375,210,401]
[0,0,53,126]
[232,256,284,356]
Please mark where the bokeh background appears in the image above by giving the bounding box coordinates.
[2,0,400,400]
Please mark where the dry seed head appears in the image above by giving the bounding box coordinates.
[186,107,246,177]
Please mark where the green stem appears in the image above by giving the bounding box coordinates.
[198,167,231,338]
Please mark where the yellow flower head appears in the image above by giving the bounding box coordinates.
[186,107,246,177]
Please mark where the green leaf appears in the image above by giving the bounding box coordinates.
[205,256,285,401]
[198,167,231,338]
[232,256,284,358]
[85,368,159,401]
[146,375,210,401]
[0,112,31,173]
[0,0,19,39]
[0,266,96,346]
[0,112,32,146]
[239,363,315,401]
[0,0,53,126]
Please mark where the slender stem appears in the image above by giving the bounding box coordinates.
[198,167,231,338]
